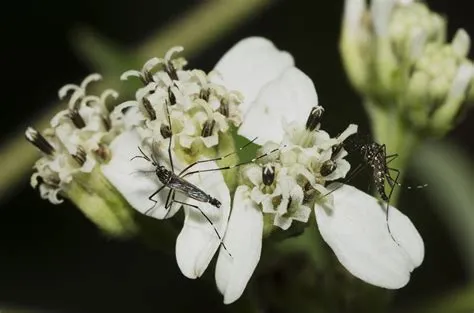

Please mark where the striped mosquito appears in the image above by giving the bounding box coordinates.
[318,135,427,243]
[131,98,281,255]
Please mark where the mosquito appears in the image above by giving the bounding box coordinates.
[318,135,427,243]
[131,98,281,255]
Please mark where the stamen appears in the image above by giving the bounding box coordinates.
[218,99,229,117]
[320,160,337,176]
[168,87,176,105]
[68,109,86,129]
[305,106,324,131]
[25,127,55,156]
[199,88,210,101]
[142,97,157,120]
[262,165,275,186]
[201,119,216,137]
[72,146,87,166]
[160,124,172,139]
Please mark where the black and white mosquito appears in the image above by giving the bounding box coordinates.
[131,98,282,255]
[322,135,427,243]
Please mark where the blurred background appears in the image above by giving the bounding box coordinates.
[0,0,472,312]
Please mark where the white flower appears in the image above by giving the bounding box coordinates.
[212,37,424,304]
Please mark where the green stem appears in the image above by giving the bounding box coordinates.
[401,284,474,313]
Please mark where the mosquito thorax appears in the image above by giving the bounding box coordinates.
[262,164,275,186]
[305,106,324,132]
[155,165,171,183]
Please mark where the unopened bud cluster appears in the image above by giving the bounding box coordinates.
[341,0,474,135]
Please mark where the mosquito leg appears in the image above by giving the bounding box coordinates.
[318,162,367,199]
[144,184,167,215]
[131,146,152,162]
[162,189,175,219]
[180,145,283,179]
[171,199,233,258]
[384,167,400,246]
[178,137,258,176]
[387,167,428,189]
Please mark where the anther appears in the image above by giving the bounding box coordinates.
[160,124,172,139]
[25,127,55,156]
[218,99,229,117]
[168,87,176,105]
[68,109,86,129]
[320,160,337,176]
[142,97,157,120]
[201,120,216,137]
[305,106,324,132]
[199,89,210,101]
[262,165,275,186]
[72,146,87,166]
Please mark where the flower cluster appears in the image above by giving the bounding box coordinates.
[341,0,474,135]
[26,37,424,305]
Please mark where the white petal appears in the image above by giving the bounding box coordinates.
[343,0,366,35]
[101,131,179,219]
[213,37,294,114]
[274,215,293,230]
[315,184,424,289]
[371,0,395,37]
[238,67,318,145]
[448,62,474,101]
[175,159,231,279]
[215,186,263,304]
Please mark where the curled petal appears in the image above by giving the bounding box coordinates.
[175,159,231,279]
[315,184,424,289]
[213,37,294,114]
[215,186,263,304]
[238,67,318,145]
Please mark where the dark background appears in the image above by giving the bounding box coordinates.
[0,0,473,312]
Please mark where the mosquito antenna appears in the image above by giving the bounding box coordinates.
[180,145,284,179]
[178,136,259,176]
